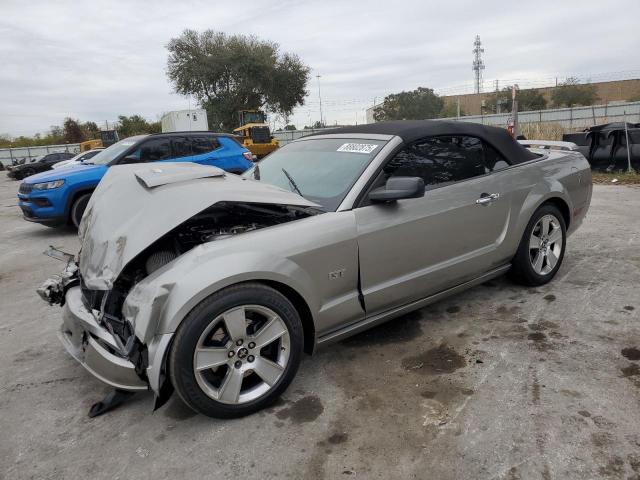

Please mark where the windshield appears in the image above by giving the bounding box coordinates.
[88,135,147,165]
[242,138,386,211]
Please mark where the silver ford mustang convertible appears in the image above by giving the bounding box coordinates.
[39,120,592,418]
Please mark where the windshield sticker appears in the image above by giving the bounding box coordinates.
[337,143,379,154]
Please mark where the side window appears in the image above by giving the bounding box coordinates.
[483,142,510,172]
[133,138,171,162]
[192,136,220,155]
[384,135,485,187]
[171,137,192,158]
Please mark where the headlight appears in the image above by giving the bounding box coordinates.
[33,180,65,190]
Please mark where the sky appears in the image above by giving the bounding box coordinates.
[1,0,639,136]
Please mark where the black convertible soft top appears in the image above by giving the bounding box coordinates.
[314,120,538,164]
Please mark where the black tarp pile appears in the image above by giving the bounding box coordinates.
[563,122,640,171]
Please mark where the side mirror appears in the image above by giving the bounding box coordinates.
[368,177,425,203]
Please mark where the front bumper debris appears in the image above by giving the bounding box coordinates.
[59,286,148,391]
[37,247,79,305]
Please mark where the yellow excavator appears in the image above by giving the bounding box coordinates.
[233,110,279,159]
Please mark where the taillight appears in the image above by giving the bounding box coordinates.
[243,152,255,162]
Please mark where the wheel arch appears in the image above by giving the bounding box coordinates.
[65,188,95,223]
[148,277,316,400]
[258,279,316,355]
[540,196,571,229]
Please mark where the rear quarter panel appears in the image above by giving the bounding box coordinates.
[498,150,592,258]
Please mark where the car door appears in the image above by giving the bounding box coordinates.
[355,135,513,316]
[125,138,172,164]
[169,136,194,163]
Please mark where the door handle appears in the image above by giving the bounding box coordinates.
[476,193,500,205]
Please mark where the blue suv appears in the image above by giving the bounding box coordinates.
[18,132,254,227]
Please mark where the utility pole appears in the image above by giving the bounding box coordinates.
[472,35,485,94]
[495,79,500,114]
[512,84,519,138]
[316,74,324,127]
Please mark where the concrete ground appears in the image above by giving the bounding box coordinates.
[0,173,639,480]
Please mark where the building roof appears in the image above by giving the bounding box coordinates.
[314,120,538,164]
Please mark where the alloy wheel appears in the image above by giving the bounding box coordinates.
[193,305,291,405]
[528,214,563,275]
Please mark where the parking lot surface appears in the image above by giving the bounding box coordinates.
[1,173,639,480]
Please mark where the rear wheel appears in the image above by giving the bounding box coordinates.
[169,283,303,418]
[70,193,91,228]
[510,204,566,286]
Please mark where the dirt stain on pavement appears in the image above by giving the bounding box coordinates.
[543,294,556,302]
[275,395,324,424]
[446,305,461,314]
[421,390,437,399]
[12,346,44,364]
[528,332,547,342]
[621,364,640,378]
[327,432,349,445]
[624,305,635,311]
[402,344,467,374]
[621,347,640,361]
[599,456,625,477]
[591,431,614,448]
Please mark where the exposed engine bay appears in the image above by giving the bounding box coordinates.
[77,201,319,364]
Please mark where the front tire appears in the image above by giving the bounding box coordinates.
[510,204,566,286]
[169,283,304,418]
[70,193,91,228]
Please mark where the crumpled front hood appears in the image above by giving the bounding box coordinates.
[78,162,319,290]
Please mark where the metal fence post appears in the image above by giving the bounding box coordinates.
[569,107,573,129]
[623,111,632,173]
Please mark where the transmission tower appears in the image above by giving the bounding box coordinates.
[472,35,485,94]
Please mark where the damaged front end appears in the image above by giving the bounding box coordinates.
[39,162,321,412]
[36,247,78,305]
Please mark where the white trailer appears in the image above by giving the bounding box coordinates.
[161,109,208,133]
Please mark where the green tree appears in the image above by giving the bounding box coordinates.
[551,77,598,107]
[147,121,162,134]
[81,121,100,139]
[373,87,444,121]
[518,88,547,111]
[166,30,310,132]
[63,118,85,143]
[439,102,465,118]
[490,86,547,112]
[284,124,297,130]
[117,115,157,137]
